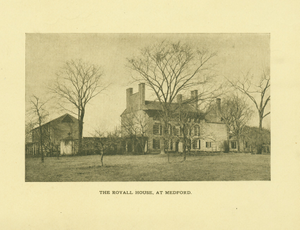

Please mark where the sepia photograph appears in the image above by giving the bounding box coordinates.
[2,1,300,229]
[25,33,270,182]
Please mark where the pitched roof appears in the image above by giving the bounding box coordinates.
[143,100,197,111]
[31,113,79,131]
[121,99,207,120]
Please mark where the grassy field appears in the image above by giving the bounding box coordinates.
[25,153,270,182]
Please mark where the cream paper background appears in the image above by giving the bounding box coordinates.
[1,1,300,229]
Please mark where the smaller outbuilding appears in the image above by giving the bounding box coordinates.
[26,113,80,156]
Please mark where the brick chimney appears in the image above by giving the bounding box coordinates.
[126,88,133,109]
[191,90,198,110]
[139,83,145,109]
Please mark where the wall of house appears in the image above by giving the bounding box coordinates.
[146,115,156,152]
[199,121,227,151]
[145,119,227,153]
[122,110,228,153]
[50,118,79,144]
[229,140,244,152]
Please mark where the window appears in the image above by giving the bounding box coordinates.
[194,125,200,136]
[231,141,237,149]
[173,126,179,136]
[164,124,172,135]
[164,139,173,150]
[153,139,160,149]
[193,139,200,149]
[153,123,162,135]
[206,142,211,148]
[180,127,183,136]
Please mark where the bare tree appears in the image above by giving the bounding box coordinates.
[176,110,193,162]
[94,127,122,166]
[128,41,217,154]
[51,59,108,155]
[227,69,270,154]
[28,95,49,162]
[121,112,148,154]
[174,97,222,161]
[219,94,254,152]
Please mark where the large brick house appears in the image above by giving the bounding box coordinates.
[27,113,79,156]
[120,83,228,154]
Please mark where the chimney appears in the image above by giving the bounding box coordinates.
[191,90,198,110]
[139,83,145,109]
[177,94,182,104]
[126,88,133,109]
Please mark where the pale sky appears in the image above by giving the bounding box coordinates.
[26,33,270,136]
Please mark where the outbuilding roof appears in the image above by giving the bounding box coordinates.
[31,113,79,131]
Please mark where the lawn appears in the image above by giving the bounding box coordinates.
[25,153,270,182]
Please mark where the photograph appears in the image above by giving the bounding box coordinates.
[25,33,270,182]
[2,1,300,229]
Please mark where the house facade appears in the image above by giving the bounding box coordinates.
[120,83,228,154]
[27,113,79,156]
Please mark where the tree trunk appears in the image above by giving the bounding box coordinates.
[257,115,263,154]
[160,121,166,154]
[39,124,44,163]
[78,108,81,155]
[182,126,187,161]
[259,114,263,130]
[160,140,165,154]
[132,139,135,153]
[100,150,104,166]
[78,108,85,155]
[183,142,186,161]
[78,122,83,155]
[237,133,240,152]
[142,138,147,155]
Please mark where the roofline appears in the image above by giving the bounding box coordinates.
[31,113,79,131]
